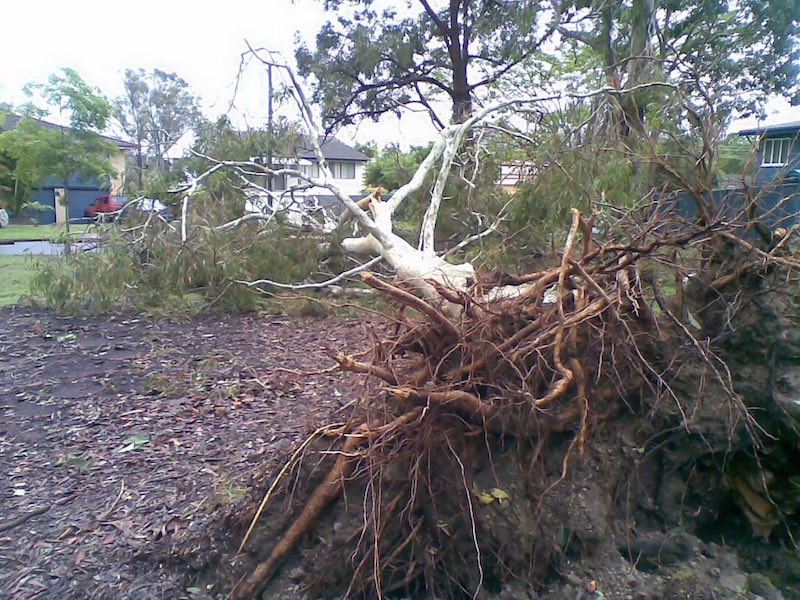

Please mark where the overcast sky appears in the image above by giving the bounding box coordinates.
[1,0,797,149]
[0,0,438,148]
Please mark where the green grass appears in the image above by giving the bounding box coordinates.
[0,223,90,242]
[0,255,40,306]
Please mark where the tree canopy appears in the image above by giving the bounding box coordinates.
[114,68,200,189]
[297,0,552,128]
[551,0,800,129]
[299,0,799,136]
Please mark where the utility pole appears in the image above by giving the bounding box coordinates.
[268,63,274,132]
[267,63,274,195]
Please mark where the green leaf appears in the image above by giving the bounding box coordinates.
[123,434,149,446]
[56,332,76,343]
[556,527,569,547]
[475,491,495,504]
[116,434,150,453]
[490,488,510,501]
[687,312,702,330]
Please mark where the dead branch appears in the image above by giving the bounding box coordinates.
[335,352,398,385]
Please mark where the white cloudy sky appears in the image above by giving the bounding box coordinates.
[1,0,797,148]
[0,0,439,148]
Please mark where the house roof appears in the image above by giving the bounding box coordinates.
[295,136,368,162]
[1,113,138,149]
[736,119,800,137]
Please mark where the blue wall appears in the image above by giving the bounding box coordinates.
[658,184,800,232]
[26,189,56,224]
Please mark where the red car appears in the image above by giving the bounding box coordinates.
[84,195,127,220]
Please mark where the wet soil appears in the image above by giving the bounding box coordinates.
[1,307,797,600]
[0,306,367,599]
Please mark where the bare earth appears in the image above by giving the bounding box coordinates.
[0,306,366,599]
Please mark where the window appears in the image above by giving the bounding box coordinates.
[329,161,356,179]
[761,138,792,166]
[300,163,320,178]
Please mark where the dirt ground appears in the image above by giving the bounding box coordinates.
[2,306,797,600]
[0,306,367,599]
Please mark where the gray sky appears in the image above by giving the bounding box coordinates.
[0,0,437,148]
[1,0,797,147]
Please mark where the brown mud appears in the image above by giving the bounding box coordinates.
[0,306,365,598]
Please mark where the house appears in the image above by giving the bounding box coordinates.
[0,114,136,224]
[246,136,369,229]
[271,136,368,199]
[656,119,800,230]
[497,160,537,193]
[736,119,800,185]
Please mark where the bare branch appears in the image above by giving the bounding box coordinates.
[238,256,384,291]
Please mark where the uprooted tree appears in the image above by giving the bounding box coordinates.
[138,58,798,598]
[33,42,798,599]
[226,176,800,597]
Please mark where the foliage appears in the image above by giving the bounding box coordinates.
[114,68,200,191]
[181,116,304,216]
[31,195,324,314]
[360,141,509,254]
[0,149,31,215]
[474,0,800,252]
[552,0,800,125]
[297,0,552,127]
[354,141,377,159]
[190,116,298,165]
[364,144,432,192]
[716,136,760,180]
[0,69,117,218]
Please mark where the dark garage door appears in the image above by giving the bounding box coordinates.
[68,188,104,221]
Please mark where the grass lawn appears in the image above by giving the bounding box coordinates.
[0,223,90,242]
[0,255,43,307]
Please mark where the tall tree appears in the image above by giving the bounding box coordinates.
[0,69,116,231]
[114,69,200,189]
[297,0,553,129]
[553,0,800,136]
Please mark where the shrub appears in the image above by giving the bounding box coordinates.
[31,198,324,314]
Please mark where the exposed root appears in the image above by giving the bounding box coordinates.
[239,410,422,598]
[237,423,346,556]
[232,206,799,598]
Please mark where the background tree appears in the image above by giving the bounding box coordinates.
[297,0,553,129]
[0,105,28,215]
[364,143,431,192]
[114,68,200,191]
[0,69,116,232]
[182,116,302,216]
[0,152,35,217]
[552,0,800,139]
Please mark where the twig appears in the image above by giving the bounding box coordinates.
[445,437,483,600]
[239,256,383,291]
[0,489,78,533]
[362,273,460,339]
[96,480,126,523]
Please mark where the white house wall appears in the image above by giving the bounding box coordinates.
[279,161,366,197]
